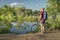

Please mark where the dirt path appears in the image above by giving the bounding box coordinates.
[0,30,60,40]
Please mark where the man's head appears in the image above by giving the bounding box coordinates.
[42,8,45,10]
[41,8,45,12]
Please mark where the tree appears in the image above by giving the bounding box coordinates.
[33,10,39,16]
[46,0,60,15]
[0,5,14,22]
[25,9,33,16]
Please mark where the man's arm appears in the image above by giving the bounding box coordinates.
[39,15,41,20]
[39,11,42,21]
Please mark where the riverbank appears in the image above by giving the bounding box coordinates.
[0,30,60,40]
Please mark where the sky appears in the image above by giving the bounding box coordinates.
[0,0,47,10]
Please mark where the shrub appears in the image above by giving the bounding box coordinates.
[0,21,12,33]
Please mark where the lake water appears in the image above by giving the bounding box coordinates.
[10,22,40,34]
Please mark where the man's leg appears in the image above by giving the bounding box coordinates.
[40,23,44,34]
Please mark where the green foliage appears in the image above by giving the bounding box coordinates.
[45,17,60,31]
[46,0,60,30]
[0,4,60,33]
[49,21,60,30]
[46,0,60,16]
[0,21,12,33]
[23,16,38,22]
[0,14,6,21]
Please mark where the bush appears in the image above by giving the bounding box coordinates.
[23,16,38,22]
[0,21,12,33]
[49,20,60,30]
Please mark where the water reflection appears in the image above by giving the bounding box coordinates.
[10,22,40,34]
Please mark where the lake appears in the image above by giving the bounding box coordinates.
[10,21,40,34]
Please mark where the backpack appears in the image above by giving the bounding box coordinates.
[43,11,47,20]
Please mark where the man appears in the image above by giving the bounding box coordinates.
[39,8,47,34]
